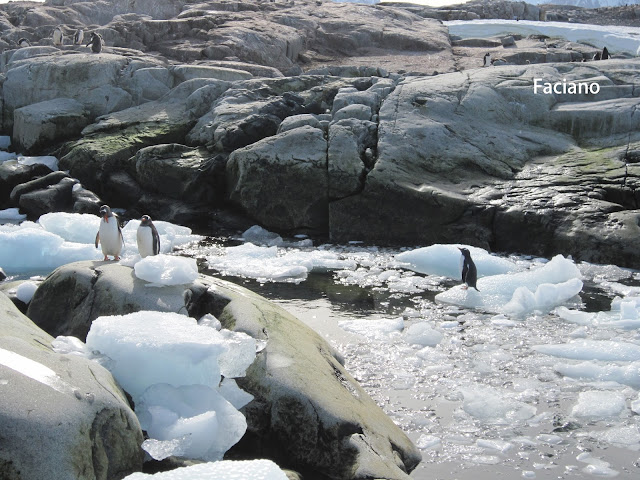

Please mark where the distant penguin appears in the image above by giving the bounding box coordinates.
[86,32,102,53]
[483,52,492,67]
[602,46,610,60]
[52,26,64,46]
[73,28,84,45]
[458,247,479,291]
[593,51,601,61]
[137,215,161,258]
[95,205,124,261]
[18,38,31,48]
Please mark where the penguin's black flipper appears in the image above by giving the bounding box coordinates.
[94,231,100,248]
[151,222,160,255]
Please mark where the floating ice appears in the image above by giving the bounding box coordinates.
[338,317,404,340]
[396,244,518,279]
[477,438,513,453]
[206,242,356,284]
[84,311,256,461]
[0,151,17,162]
[241,225,283,246]
[460,385,537,424]
[554,361,640,389]
[577,452,620,477]
[122,219,202,254]
[0,208,26,222]
[435,255,582,315]
[15,280,38,304]
[416,434,441,450]
[134,254,199,286]
[589,425,640,450]
[555,306,594,326]
[571,391,626,419]
[403,322,443,347]
[122,459,288,480]
[533,340,640,361]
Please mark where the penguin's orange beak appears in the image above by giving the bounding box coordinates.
[103,215,109,223]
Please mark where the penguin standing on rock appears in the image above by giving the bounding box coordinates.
[95,205,124,261]
[52,26,64,46]
[602,47,610,60]
[458,247,479,291]
[137,215,161,258]
[18,38,31,48]
[86,32,102,53]
[483,52,492,67]
[73,28,84,45]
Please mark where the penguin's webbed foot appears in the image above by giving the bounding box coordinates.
[103,255,109,261]
[461,284,468,290]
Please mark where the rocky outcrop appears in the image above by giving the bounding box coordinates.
[0,291,144,480]
[26,260,422,480]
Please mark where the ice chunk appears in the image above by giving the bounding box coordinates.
[38,212,100,244]
[122,219,202,254]
[533,340,640,361]
[0,208,27,222]
[122,459,288,480]
[241,225,283,246]
[571,391,626,419]
[338,317,404,340]
[0,225,101,274]
[555,306,594,326]
[219,378,254,410]
[555,361,640,389]
[403,322,443,347]
[435,255,582,315]
[134,254,199,286]
[416,434,441,450]
[206,243,355,284]
[86,312,232,398]
[137,383,246,461]
[589,425,640,449]
[396,244,518,279]
[460,385,536,424]
[15,281,38,304]
[477,438,513,453]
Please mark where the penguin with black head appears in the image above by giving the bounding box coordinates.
[137,215,161,258]
[458,247,479,291]
[95,205,124,261]
[483,52,492,67]
[601,47,610,60]
[86,32,103,53]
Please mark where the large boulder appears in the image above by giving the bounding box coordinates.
[26,260,422,480]
[226,125,329,232]
[12,98,89,154]
[0,291,144,480]
[329,60,640,267]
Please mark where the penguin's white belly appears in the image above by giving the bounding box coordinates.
[137,226,155,258]
[99,220,122,256]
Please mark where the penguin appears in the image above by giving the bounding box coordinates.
[52,26,64,46]
[458,247,479,291]
[73,28,84,45]
[602,47,610,60]
[86,32,102,53]
[95,205,124,261]
[483,52,492,67]
[18,38,31,48]
[593,51,601,61]
[137,215,161,258]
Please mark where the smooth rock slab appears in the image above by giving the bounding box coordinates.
[0,292,144,480]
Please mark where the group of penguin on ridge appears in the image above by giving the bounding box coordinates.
[483,46,611,67]
[18,26,103,53]
[95,205,160,261]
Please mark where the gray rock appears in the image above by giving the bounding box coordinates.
[18,176,78,218]
[26,260,421,479]
[0,161,53,207]
[71,184,103,214]
[0,292,144,480]
[332,104,372,122]
[10,170,71,205]
[277,114,323,134]
[171,65,253,83]
[12,98,89,154]
[501,35,516,47]
[226,125,329,232]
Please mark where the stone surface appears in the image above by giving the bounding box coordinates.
[0,291,144,480]
[226,125,329,232]
[26,260,421,480]
[12,97,89,154]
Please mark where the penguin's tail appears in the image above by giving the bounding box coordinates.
[474,287,480,292]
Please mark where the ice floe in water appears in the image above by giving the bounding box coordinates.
[396,244,519,278]
[123,459,288,480]
[435,255,583,315]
